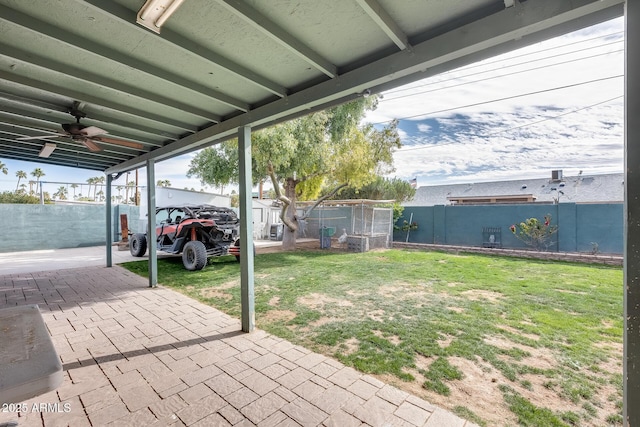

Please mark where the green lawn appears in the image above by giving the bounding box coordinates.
[122,249,623,427]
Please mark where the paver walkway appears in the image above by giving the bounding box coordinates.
[0,265,476,426]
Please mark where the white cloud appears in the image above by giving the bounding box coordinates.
[416,123,431,132]
[371,17,624,187]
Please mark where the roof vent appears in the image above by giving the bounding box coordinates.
[551,170,563,181]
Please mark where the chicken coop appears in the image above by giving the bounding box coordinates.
[300,199,394,252]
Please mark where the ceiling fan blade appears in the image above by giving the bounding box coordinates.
[80,126,107,137]
[92,136,144,150]
[18,134,63,141]
[81,138,102,152]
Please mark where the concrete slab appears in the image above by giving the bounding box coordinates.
[0,239,294,275]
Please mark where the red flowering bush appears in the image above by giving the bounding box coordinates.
[510,214,558,251]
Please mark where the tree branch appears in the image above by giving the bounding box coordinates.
[300,183,348,220]
[268,162,298,232]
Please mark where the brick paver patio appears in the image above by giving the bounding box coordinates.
[0,265,477,426]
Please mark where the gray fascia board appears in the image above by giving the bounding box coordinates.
[106,0,624,175]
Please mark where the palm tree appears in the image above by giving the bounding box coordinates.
[31,168,45,194]
[96,176,105,200]
[53,186,67,200]
[125,180,136,205]
[86,177,97,200]
[0,160,8,175]
[15,170,27,191]
[70,183,79,199]
[31,167,45,181]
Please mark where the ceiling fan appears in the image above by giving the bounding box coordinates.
[18,102,144,152]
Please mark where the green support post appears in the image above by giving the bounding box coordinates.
[625,3,639,425]
[238,125,255,332]
[146,160,157,288]
[105,174,113,267]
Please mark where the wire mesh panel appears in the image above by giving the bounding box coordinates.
[351,205,369,236]
[303,200,394,252]
[349,204,393,251]
[482,227,502,248]
[373,208,393,245]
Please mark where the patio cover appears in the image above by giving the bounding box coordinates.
[1,0,639,424]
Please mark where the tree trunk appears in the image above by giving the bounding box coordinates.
[282,178,298,250]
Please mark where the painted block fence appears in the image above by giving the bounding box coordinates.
[393,203,623,255]
[0,202,623,254]
[0,204,140,253]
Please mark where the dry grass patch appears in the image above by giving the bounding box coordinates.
[199,287,233,301]
[461,289,504,303]
[262,309,297,323]
[297,293,353,309]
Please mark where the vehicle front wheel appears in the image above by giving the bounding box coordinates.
[182,240,208,271]
[130,233,147,257]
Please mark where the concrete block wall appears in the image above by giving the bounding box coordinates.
[0,204,140,253]
[394,202,623,255]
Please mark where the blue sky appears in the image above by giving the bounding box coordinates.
[0,17,624,194]
[368,17,624,186]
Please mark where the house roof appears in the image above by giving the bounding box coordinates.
[0,0,624,174]
[405,172,624,206]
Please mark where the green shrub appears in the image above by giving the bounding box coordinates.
[0,191,39,204]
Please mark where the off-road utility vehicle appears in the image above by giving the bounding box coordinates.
[129,204,241,271]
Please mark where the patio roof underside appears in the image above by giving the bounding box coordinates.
[0,0,624,174]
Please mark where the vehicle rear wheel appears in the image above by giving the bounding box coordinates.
[182,240,208,271]
[234,240,256,263]
[130,233,147,257]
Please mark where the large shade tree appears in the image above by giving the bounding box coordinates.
[187,98,401,249]
[335,176,416,203]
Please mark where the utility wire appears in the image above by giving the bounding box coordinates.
[383,48,623,102]
[396,95,622,152]
[373,74,623,126]
[461,30,623,70]
[383,30,624,96]
[384,41,622,98]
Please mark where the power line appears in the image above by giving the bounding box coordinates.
[374,74,623,126]
[382,47,623,102]
[395,95,622,152]
[383,30,624,96]
[456,30,623,71]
